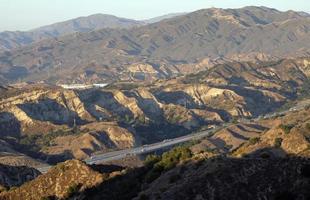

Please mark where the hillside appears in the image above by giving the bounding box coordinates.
[0,57,310,166]
[0,164,40,192]
[0,7,309,84]
[0,14,144,51]
[0,160,104,199]
[0,12,188,52]
[2,104,310,199]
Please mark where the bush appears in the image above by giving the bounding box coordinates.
[66,183,80,198]
[145,170,161,183]
[249,137,260,145]
[138,193,149,200]
[279,124,294,134]
[306,123,310,131]
[169,174,181,183]
[231,117,239,124]
[157,146,192,171]
[274,138,283,148]
[144,146,192,183]
[41,197,56,200]
[260,152,271,159]
[144,154,161,167]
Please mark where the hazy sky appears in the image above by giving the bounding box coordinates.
[1,0,309,32]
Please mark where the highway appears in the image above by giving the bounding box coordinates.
[37,125,225,173]
[37,100,310,173]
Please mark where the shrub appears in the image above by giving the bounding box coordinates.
[145,170,161,183]
[144,154,161,167]
[56,163,66,172]
[260,152,271,159]
[249,137,260,145]
[231,117,239,124]
[9,186,18,191]
[306,123,310,131]
[138,193,149,200]
[274,138,283,148]
[41,197,56,200]
[169,174,181,183]
[66,183,80,198]
[279,124,294,134]
[144,146,192,183]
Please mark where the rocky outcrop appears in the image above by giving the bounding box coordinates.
[0,164,40,191]
[0,160,103,199]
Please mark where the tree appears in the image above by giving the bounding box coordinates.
[249,137,260,145]
[274,138,283,148]
[144,154,161,167]
[279,124,294,134]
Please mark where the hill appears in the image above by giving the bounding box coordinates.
[0,160,104,199]
[1,57,310,166]
[0,6,309,84]
[0,12,188,52]
[0,164,40,192]
[0,14,144,51]
[2,105,310,199]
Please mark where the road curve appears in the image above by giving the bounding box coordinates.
[37,101,309,173]
[37,126,224,173]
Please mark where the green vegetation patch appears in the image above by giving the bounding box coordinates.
[17,127,81,153]
[278,124,294,134]
[249,137,261,145]
[274,138,283,148]
[144,146,192,183]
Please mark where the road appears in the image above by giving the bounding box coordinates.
[37,100,309,173]
[37,125,225,173]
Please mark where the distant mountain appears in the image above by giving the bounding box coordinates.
[0,13,187,51]
[0,6,309,84]
[0,14,144,51]
[143,13,186,24]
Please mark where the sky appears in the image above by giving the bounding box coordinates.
[0,0,309,32]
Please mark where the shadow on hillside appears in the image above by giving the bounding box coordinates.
[4,66,29,80]
[75,147,310,200]
[17,98,86,126]
[244,146,288,159]
[154,91,200,109]
[154,90,233,122]
[0,112,21,137]
[238,123,269,132]
[205,106,232,122]
[77,90,135,121]
[133,123,190,144]
[123,90,165,123]
[226,128,250,140]
[89,164,125,174]
[216,85,285,117]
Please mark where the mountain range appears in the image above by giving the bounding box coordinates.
[0,6,309,84]
[1,5,310,199]
[0,13,186,52]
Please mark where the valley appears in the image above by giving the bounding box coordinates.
[0,56,309,169]
[0,4,310,200]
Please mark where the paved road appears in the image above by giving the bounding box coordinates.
[37,125,225,173]
[37,101,309,173]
